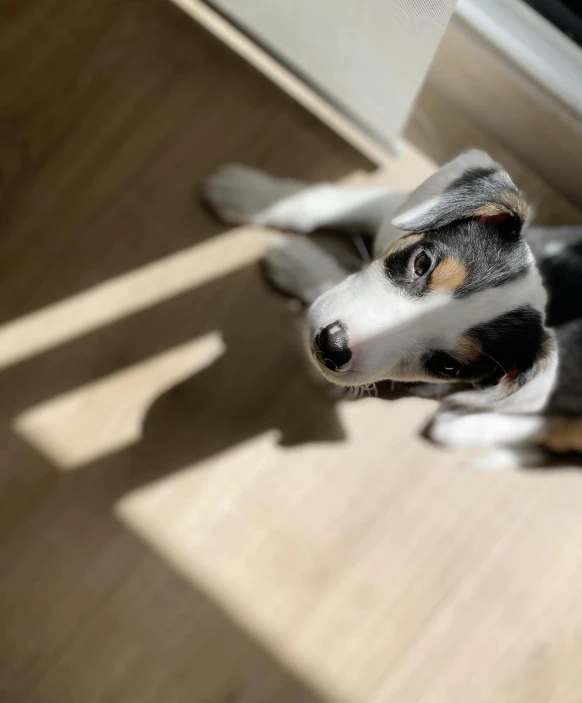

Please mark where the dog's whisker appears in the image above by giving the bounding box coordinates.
[346,385,359,400]
[480,351,508,377]
[349,231,371,264]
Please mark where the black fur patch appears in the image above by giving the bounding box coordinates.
[445,166,498,194]
[423,306,546,385]
[382,219,532,299]
[415,220,531,298]
[382,240,430,297]
[470,306,546,381]
[537,239,582,326]
[429,220,531,297]
[525,226,582,416]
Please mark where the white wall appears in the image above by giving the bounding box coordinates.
[208,0,457,147]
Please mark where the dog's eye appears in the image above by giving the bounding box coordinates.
[413,251,431,277]
[425,351,464,380]
[439,361,460,377]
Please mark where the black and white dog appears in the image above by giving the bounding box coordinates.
[204,150,582,468]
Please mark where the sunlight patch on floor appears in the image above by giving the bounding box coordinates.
[113,397,438,703]
[13,332,224,470]
[115,431,351,703]
[0,227,270,371]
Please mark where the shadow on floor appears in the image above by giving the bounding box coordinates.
[0,257,347,495]
[0,0,374,698]
[0,254,344,702]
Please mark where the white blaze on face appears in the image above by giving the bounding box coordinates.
[309,262,448,380]
[308,261,547,385]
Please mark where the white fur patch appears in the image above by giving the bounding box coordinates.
[429,410,546,449]
[467,447,547,471]
[255,184,390,233]
[391,196,441,230]
[543,240,567,257]
[496,346,558,413]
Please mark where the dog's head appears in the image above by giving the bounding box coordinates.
[308,150,557,410]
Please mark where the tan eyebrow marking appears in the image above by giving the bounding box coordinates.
[428,257,467,293]
[451,335,482,364]
[472,203,512,217]
[384,233,423,257]
[472,191,530,221]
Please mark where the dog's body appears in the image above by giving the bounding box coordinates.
[204,151,582,468]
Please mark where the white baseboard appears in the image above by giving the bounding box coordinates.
[457,0,582,116]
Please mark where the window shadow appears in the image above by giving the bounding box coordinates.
[0,254,347,485]
[0,250,346,701]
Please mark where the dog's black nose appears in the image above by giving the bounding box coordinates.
[314,321,352,371]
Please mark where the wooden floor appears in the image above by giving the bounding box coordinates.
[2,2,582,702]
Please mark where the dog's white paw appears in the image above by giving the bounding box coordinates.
[428,409,491,449]
[263,236,347,304]
[466,449,523,472]
[203,164,280,225]
[204,163,317,230]
[466,447,548,472]
[428,408,546,451]
[428,406,546,469]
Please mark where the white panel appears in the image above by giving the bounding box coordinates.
[457,0,582,116]
[208,0,457,145]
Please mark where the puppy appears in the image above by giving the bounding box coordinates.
[204,150,582,469]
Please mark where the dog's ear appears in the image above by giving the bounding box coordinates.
[391,150,529,239]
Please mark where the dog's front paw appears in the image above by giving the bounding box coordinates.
[263,236,346,304]
[202,164,312,229]
[426,408,545,451]
[426,409,488,449]
[202,164,279,225]
[466,447,547,472]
